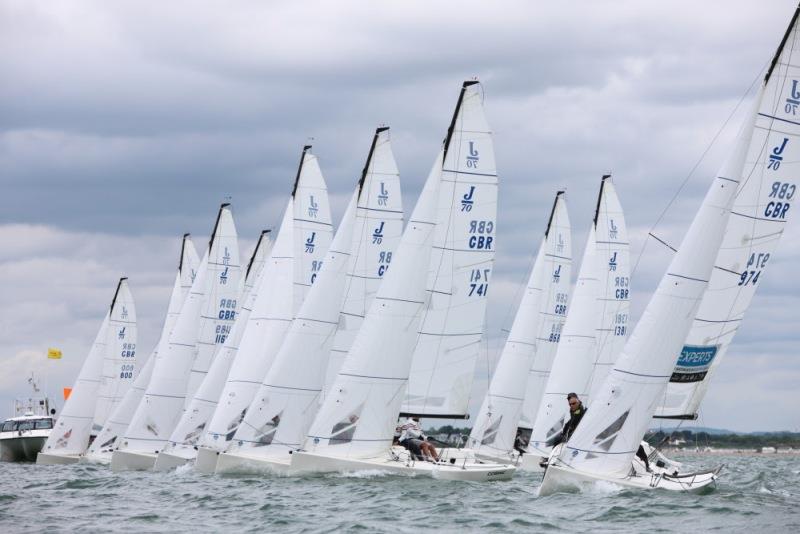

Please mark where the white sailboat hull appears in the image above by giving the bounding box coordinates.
[291,449,515,481]
[538,460,720,496]
[215,451,292,476]
[36,452,82,465]
[82,451,112,465]
[195,446,220,474]
[110,449,157,471]
[153,450,194,472]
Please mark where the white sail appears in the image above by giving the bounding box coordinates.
[158,231,272,458]
[468,192,570,458]
[86,235,200,461]
[92,278,137,434]
[39,313,109,460]
[184,207,242,406]
[655,22,800,419]
[301,148,441,460]
[402,81,498,418]
[559,98,760,480]
[200,147,333,450]
[517,197,574,431]
[119,204,239,457]
[324,128,405,395]
[224,190,358,462]
[39,279,132,460]
[529,177,629,457]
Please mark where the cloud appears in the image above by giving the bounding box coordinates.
[0,0,798,431]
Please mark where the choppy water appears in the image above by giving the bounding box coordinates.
[0,454,797,533]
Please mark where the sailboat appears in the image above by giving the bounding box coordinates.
[323,129,405,396]
[112,204,241,471]
[539,4,800,495]
[193,146,333,473]
[153,231,272,470]
[467,192,572,469]
[527,176,629,469]
[38,277,137,464]
[85,235,200,464]
[292,81,515,481]
[215,127,404,475]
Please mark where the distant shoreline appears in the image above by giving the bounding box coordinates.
[667,447,800,457]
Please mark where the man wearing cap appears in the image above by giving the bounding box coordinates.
[553,392,587,446]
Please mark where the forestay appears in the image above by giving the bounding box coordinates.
[92,278,138,433]
[87,235,200,459]
[163,231,272,452]
[302,150,442,459]
[655,11,800,419]
[468,192,570,458]
[324,128,405,395]
[560,92,760,479]
[120,204,239,455]
[529,177,629,457]
[200,147,333,450]
[402,81,498,418]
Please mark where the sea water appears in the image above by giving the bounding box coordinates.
[0,454,797,532]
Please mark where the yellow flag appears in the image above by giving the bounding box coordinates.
[47,348,62,360]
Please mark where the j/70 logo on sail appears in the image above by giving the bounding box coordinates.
[378,182,389,206]
[466,141,479,168]
[308,195,319,218]
[768,138,789,170]
[461,186,475,211]
[786,80,800,115]
[609,219,618,239]
[609,252,618,271]
[305,232,316,253]
[372,221,384,244]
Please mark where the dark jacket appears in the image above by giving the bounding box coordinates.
[555,404,587,445]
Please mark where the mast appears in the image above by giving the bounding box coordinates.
[291,145,312,198]
[358,127,390,196]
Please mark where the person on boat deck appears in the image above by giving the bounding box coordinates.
[397,417,439,462]
[513,429,529,455]
[636,444,652,472]
[553,393,587,445]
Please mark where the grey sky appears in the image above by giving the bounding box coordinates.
[1,0,798,432]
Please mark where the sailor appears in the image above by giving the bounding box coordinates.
[398,417,439,462]
[554,393,587,445]
[636,443,652,472]
[513,429,529,455]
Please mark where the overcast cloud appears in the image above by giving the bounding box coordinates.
[1,0,798,432]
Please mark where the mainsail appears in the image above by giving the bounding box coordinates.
[468,192,571,458]
[39,279,129,460]
[226,190,358,460]
[92,278,138,433]
[655,10,800,419]
[559,87,762,480]
[529,176,629,457]
[159,231,272,459]
[200,146,333,450]
[119,204,240,456]
[323,128,405,395]
[401,81,498,418]
[301,149,442,459]
[87,235,200,460]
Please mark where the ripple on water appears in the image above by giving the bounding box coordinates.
[0,454,798,532]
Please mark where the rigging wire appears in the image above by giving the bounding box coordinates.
[631,60,769,278]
